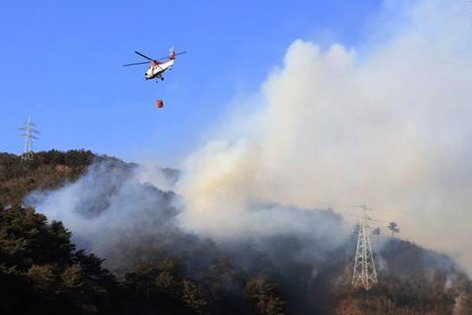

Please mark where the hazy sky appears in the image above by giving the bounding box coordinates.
[1,0,382,164]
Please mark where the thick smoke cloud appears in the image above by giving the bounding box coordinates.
[177,1,472,271]
[25,160,345,276]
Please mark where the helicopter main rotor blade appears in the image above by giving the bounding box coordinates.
[134,51,154,61]
[123,61,150,67]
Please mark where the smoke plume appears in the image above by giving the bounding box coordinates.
[177,1,472,272]
[23,1,472,276]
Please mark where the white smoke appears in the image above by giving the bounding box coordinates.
[177,1,472,272]
[25,162,181,262]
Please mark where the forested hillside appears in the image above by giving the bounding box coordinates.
[0,150,103,206]
[1,150,471,315]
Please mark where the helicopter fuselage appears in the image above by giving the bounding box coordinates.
[145,59,175,80]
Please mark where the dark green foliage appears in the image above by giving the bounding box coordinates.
[122,259,205,315]
[0,205,119,315]
[0,206,73,270]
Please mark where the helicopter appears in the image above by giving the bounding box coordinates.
[123,48,187,81]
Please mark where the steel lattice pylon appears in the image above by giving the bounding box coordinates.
[352,207,378,289]
[20,116,39,162]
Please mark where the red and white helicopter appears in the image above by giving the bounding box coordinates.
[123,48,187,81]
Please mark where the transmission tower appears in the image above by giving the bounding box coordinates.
[352,205,378,289]
[20,116,39,162]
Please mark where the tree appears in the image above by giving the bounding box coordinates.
[27,264,56,291]
[181,279,208,314]
[0,206,120,314]
[387,222,400,237]
[244,276,286,315]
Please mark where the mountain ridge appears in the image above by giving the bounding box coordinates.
[1,149,471,314]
